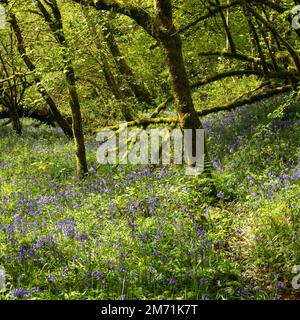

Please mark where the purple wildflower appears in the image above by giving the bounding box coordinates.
[200,277,206,286]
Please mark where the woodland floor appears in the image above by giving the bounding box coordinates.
[0,96,300,300]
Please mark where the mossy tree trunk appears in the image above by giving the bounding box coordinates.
[79,0,215,191]
[154,0,202,131]
[35,0,88,176]
[154,0,215,191]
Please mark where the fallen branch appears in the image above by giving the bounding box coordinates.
[2,86,290,133]
[95,85,293,132]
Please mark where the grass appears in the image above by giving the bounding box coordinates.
[0,94,299,300]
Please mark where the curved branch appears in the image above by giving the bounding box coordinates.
[191,70,261,88]
[251,0,286,14]
[198,51,259,63]
[198,85,293,117]
[73,0,155,37]
[178,1,239,34]
[198,51,275,70]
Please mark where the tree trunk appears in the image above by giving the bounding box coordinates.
[35,0,88,176]
[0,48,22,134]
[101,18,154,106]
[158,35,201,129]
[9,13,73,138]
[154,0,215,191]
[241,0,300,73]
[81,5,133,121]
[81,0,216,191]
[243,7,269,75]
[216,0,236,54]
[6,102,22,134]
[64,55,89,176]
[0,92,22,134]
